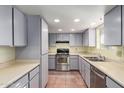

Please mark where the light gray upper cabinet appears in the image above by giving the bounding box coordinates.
[0,6,27,47]
[60,33,69,41]
[83,28,96,47]
[104,6,121,45]
[14,8,27,46]
[0,5,13,46]
[56,33,69,41]
[70,33,83,47]
[56,33,62,41]
[49,33,57,47]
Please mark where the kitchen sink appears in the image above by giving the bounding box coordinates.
[84,56,105,62]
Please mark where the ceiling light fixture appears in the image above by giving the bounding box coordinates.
[54,19,60,23]
[90,22,96,27]
[71,29,75,31]
[74,18,80,22]
[58,29,62,32]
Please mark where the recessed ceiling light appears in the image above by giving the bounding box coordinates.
[74,19,80,22]
[58,29,62,32]
[90,22,96,26]
[54,19,60,23]
[71,29,75,31]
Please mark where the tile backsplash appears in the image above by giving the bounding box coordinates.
[0,47,15,63]
[49,43,86,53]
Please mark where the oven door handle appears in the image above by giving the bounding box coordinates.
[92,69,105,79]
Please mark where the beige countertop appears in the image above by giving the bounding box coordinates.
[78,53,124,87]
[0,60,40,88]
[49,52,124,87]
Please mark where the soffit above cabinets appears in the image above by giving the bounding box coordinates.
[16,5,115,33]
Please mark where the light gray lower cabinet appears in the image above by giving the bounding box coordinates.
[81,58,85,80]
[80,57,90,88]
[106,77,122,88]
[29,66,39,88]
[48,55,55,70]
[8,74,29,88]
[79,57,82,73]
[84,64,90,88]
[8,66,40,88]
[70,55,79,70]
[30,73,39,88]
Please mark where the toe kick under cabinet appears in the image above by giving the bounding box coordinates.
[8,66,39,88]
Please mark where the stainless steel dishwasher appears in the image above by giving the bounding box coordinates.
[90,66,106,88]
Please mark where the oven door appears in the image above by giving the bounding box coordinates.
[56,55,70,71]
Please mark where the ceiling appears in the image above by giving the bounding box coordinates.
[16,5,115,33]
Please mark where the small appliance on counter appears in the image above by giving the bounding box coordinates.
[55,48,70,71]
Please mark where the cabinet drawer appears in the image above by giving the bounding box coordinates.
[30,66,39,80]
[30,73,39,88]
[49,55,55,59]
[106,77,122,88]
[9,74,28,88]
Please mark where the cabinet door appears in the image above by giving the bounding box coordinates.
[70,34,76,46]
[61,33,70,41]
[48,57,55,70]
[56,33,62,41]
[79,57,82,73]
[70,33,83,46]
[41,19,48,54]
[104,6,121,45]
[106,77,122,88]
[83,31,89,46]
[75,33,83,46]
[70,56,79,70]
[30,73,39,88]
[81,59,85,80]
[49,33,57,47]
[85,66,90,88]
[0,5,13,46]
[14,8,27,46]
[40,54,48,88]
[89,29,96,46]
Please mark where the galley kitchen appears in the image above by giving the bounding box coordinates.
[0,5,124,88]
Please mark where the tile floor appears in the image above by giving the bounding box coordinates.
[46,71,87,88]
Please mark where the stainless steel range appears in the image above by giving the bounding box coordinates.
[55,48,70,71]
